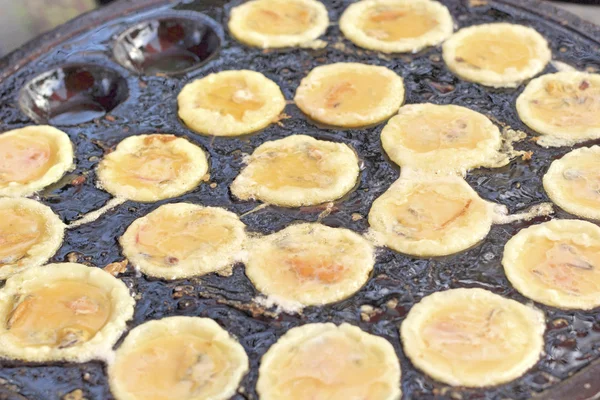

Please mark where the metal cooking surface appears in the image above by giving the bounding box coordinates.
[1,0,600,399]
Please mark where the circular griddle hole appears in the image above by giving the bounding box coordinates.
[19,64,129,126]
[113,15,221,75]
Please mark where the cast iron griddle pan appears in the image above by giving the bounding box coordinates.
[1,0,600,398]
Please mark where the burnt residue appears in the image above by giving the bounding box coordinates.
[1,0,600,399]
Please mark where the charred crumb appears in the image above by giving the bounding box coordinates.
[198,291,280,319]
[428,80,455,94]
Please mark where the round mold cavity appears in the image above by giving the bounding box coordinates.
[113,14,222,75]
[19,64,129,126]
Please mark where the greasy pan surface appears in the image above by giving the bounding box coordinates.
[1,0,600,398]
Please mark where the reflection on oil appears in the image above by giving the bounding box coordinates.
[19,64,128,125]
[113,16,221,75]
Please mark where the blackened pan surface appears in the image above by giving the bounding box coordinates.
[1,0,600,399]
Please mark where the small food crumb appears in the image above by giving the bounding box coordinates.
[70,176,86,186]
[386,298,398,309]
[210,182,218,189]
[552,318,569,329]
[66,252,80,263]
[91,139,113,154]
[63,389,86,400]
[351,213,363,221]
[450,392,463,400]
[103,260,128,277]
[429,81,455,94]
[105,115,116,122]
[173,285,195,299]
[360,304,382,322]
[433,388,451,396]
[275,112,292,127]
[468,0,487,6]
[521,151,533,161]
[580,80,590,91]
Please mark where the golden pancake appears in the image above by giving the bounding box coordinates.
[228,0,329,48]
[294,63,405,127]
[231,135,359,207]
[0,263,134,362]
[120,203,247,279]
[257,323,401,400]
[0,198,64,280]
[443,23,551,88]
[0,125,74,197]
[97,134,208,202]
[517,72,600,147]
[503,219,600,310]
[340,0,453,54]
[543,146,600,220]
[108,316,248,400]
[368,175,494,256]
[401,288,545,387]
[246,223,375,309]
[381,103,502,173]
[178,70,286,136]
